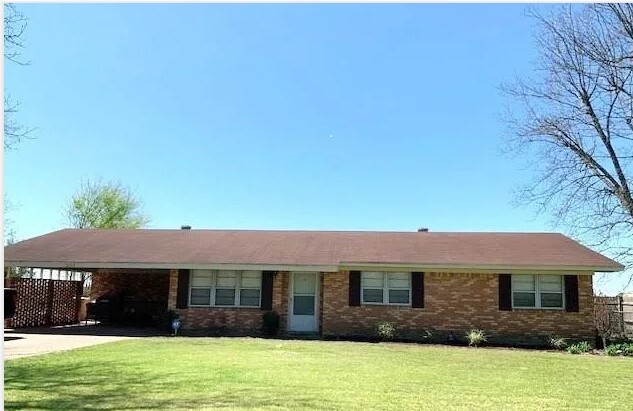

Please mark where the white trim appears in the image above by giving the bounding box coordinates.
[340,262,621,273]
[188,269,262,308]
[361,271,412,306]
[4,261,621,274]
[288,271,320,333]
[511,274,565,310]
[4,261,339,272]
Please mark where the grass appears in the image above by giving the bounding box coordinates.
[4,338,632,410]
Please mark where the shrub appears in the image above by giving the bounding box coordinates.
[420,329,434,343]
[549,336,568,350]
[466,329,487,347]
[567,341,592,354]
[605,344,621,356]
[605,342,633,356]
[375,321,396,341]
[261,311,280,337]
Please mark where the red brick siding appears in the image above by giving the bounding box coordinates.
[167,270,291,334]
[168,269,595,343]
[272,271,289,332]
[321,271,595,343]
[91,269,170,303]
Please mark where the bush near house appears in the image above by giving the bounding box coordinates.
[375,321,397,341]
[261,311,280,337]
[605,342,633,356]
[567,341,592,354]
[466,329,488,347]
[549,336,568,350]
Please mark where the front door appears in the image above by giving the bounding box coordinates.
[289,272,319,333]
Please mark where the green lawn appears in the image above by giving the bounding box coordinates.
[4,338,632,410]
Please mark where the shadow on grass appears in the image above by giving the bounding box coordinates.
[4,359,333,410]
[6,324,167,337]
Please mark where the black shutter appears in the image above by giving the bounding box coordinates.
[411,272,425,308]
[349,271,361,306]
[261,271,275,311]
[176,269,190,309]
[498,274,512,311]
[564,275,579,312]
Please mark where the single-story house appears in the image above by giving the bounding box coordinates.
[4,228,624,344]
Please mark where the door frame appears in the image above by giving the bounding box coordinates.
[288,271,320,333]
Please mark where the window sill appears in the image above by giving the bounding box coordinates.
[361,303,412,308]
[187,305,261,309]
[511,307,565,311]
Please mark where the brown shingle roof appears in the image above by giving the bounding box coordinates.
[3,229,623,272]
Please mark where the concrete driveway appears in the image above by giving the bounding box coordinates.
[4,324,164,360]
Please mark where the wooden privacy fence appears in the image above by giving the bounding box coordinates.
[6,278,82,328]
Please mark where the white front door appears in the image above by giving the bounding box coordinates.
[289,272,319,333]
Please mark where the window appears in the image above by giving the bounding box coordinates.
[512,275,563,309]
[361,272,411,305]
[240,271,262,307]
[189,270,261,307]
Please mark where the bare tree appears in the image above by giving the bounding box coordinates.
[503,4,633,289]
[4,3,32,149]
[594,294,622,349]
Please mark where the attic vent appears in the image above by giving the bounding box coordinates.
[181,225,192,230]
[417,228,429,232]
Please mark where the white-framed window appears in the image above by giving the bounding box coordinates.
[512,274,564,309]
[361,271,411,305]
[189,270,262,308]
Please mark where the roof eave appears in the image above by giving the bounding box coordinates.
[4,259,624,273]
[339,262,624,273]
[2,260,339,273]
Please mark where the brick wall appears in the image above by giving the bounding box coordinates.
[91,269,170,303]
[321,271,595,345]
[272,271,289,332]
[167,270,291,334]
[165,269,595,344]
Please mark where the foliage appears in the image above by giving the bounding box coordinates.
[502,4,633,286]
[5,339,633,410]
[65,179,149,229]
[567,341,592,355]
[420,328,434,343]
[605,342,633,356]
[261,311,280,337]
[549,336,568,350]
[375,321,397,341]
[466,329,487,347]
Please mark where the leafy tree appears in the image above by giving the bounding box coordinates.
[65,179,149,229]
[503,4,633,289]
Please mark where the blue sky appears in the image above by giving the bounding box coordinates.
[4,4,630,294]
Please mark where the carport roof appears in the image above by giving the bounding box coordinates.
[3,228,624,272]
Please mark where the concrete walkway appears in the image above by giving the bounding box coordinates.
[4,324,164,360]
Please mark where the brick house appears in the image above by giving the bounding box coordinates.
[4,228,623,345]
